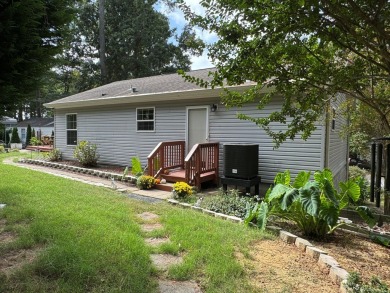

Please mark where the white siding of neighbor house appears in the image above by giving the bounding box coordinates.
[54,95,327,184]
[327,94,348,186]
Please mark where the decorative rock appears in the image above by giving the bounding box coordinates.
[306,246,327,260]
[318,254,340,273]
[202,209,216,216]
[226,215,243,223]
[167,199,179,205]
[329,266,349,285]
[160,179,166,184]
[279,230,298,244]
[179,203,191,209]
[0,204,6,209]
[295,237,313,251]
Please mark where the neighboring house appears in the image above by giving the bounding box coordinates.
[17,118,54,146]
[44,68,348,188]
[0,116,17,144]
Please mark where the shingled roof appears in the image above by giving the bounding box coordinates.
[17,118,54,128]
[45,68,256,109]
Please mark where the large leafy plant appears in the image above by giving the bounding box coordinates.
[245,169,375,237]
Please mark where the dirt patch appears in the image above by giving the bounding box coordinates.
[138,212,159,222]
[151,254,183,271]
[0,231,17,244]
[145,237,170,247]
[0,247,43,276]
[141,223,164,232]
[57,160,125,174]
[158,280,202,293]
[237,239,340,293]
[311,230,390,287]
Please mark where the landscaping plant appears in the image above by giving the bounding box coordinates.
[10,127,20,143]
[30,137,42,146]
[73,140,100,167]
[136,175,156,190]
[346,272,389,293]
[172,182,193,199]
[245,169,376,237]
[45,148,62,162]
[349,166,370,204]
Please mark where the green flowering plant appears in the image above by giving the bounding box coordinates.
[172,182,193,199]
[136,175,156,190]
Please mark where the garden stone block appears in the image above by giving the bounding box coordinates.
[180,203,191,209]
[214,212,228,219]
[279,230,298,244]
[266,225,282,232]
[306,246,327,260]
[226,215,243,223]
[318,254,340,273]
[203,209,216,216]
[167,199,179,205]
[295,237,313,251]
[191,206,202,211]
[329,266,349,285]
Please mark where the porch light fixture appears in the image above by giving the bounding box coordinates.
[211,104,218,112]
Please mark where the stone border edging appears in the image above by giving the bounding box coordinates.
[167,198,349,293]
[20,158,137,183]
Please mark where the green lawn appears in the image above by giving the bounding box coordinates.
[0,153,272,293]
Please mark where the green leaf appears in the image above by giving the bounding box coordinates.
[370,235,390,247]
[244,202,258,225]
[339,180,360,203]
[322,180,339,207]
[274,170,290,185]
[355,206,376,228]
[256,202,269,230]
[299,181,320,217]
[268,184,290,201]
[293,171,311,188]
[280,188,300,210]
[319,203,339,227]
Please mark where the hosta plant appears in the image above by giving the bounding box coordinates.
[245,169,375,237]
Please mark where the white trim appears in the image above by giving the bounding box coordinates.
[66,113,77,146]
[136,107,155,132]
[185,106,209,152]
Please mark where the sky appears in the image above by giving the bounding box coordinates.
[157,1,217,70]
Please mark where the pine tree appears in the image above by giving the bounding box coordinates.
[10,127,21,143]
[26,124,32,145]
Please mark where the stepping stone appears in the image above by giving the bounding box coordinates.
[151,254,183,271]
[138,212,159,221]
[145,237,170,247]
[158,280,202,293]
[141,223,163,232]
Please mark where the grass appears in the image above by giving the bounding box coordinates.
[0,153,273,293]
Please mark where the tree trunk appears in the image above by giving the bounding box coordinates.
[385,192,390,215]
[99,0,107,84]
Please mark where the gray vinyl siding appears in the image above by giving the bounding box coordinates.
[55,96,325,184]
[327,94,348,185]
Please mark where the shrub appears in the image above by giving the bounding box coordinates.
[73,141,100,167]
[30,137,42,146]
[45,148,62,162]
[245,169,376,237]
[26,124,32,146]
[136,175,155,190]
[172,182,193,199]
[346,272,389,293]
[10,127,20,143]
[200,189,259,218]
[0,146,5,153]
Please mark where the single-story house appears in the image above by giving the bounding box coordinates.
[44,68,348,189]
[17,118,54,146]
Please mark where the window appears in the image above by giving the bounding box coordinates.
[331,107,336,131]
[137,108,155,131]
[21,129,26,141]
[66,114,77,145]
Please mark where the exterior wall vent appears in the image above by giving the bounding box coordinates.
[223,144,259,179]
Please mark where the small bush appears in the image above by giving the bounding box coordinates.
[73,141,100,167]
[200,189,260,218]
[346,272,389,293]
[136,175,155,190]
[45,149,62,162]
[349,166,370,204]
[30,137,42,146]
[0,146,5,153]
[172,182,193,199]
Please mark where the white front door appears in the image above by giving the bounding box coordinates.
[187,106,209,153]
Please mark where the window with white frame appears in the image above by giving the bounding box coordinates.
[331,107,336,131]
[66,114,77,145]
[136,108,155,131]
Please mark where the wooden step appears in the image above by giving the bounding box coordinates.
[161,170,186,183]
[155,182,173,192]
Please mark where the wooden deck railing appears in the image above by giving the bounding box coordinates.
[147,141,185,178]
[185,142,219,189]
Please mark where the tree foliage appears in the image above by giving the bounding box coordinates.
[0,0,76,117]
[179,0,390,146]
[76,0,203,85]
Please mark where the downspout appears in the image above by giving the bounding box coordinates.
[323,101,330,169]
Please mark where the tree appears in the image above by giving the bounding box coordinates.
[0,0,76,117]
[76,0,202,85]
[179,0,390,146]
[10,127,20,143]
[26,124,32,146]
